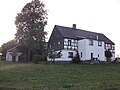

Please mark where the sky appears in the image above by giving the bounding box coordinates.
[0,0,120,56]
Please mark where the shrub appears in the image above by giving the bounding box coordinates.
[72,51,80,63]
[105,49,112,62]
[32,54,42,64]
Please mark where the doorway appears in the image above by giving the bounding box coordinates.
[91,53,93,59]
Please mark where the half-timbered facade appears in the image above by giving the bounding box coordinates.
[48,24,115,61]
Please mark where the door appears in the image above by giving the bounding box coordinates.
[91,53,93,60]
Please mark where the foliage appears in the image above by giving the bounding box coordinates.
[41,51,48,61]
[49,50,62,63]
[32,54,42,64]
[32,50,48,64]
[0,40,16,57]
[15,0,48,61]
[72,51,80,63]
[105,49,112,62]
[0,63,120,90]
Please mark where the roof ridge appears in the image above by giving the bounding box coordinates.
[54,25,114,44]
[55,25,103,35]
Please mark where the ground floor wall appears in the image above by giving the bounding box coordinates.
[47,50,77,61]
[47,49,115,62]
[6,52,12,62]
[6,52,22,62]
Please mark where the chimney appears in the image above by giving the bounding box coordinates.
[73,24,76,30]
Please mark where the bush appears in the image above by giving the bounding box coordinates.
[32,54,42,64]
[105,49,112,62]
[72,51,80,63]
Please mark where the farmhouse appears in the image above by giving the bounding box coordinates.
[48,24,115,61]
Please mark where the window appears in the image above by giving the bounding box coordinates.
[105,44,111,49]
[58,42,60,45]
[98,41,102,46]
[53,43,55,48]
[64,39,67,46]
[49,45,51,48]
[68,52,73,58]
[89,39,93,46]
[68,40,71,46]
[81,52,82,58]
[97,35,99,40]
[98,54,99,57]
[112,45,115,50]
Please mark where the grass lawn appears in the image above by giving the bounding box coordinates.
[0,61,120,90]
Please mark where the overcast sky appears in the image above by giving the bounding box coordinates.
[0,0,120,56]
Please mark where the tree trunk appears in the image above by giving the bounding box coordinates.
[27,48,31,61]
[53,58,55,63]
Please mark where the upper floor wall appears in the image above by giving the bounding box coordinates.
[78,39,105,61]
[48,27,64,50]
[64,38,78,50]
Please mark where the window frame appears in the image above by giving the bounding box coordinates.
[89,39,93,46]
[68,52,73,58]
[98,41,102,46]
[68,40,72,46]
[58,42,61,45]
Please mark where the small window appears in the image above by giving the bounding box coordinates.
[89,39,93,46]
[68,40,71,46]
[68,52,73,58]
[49,45,51,48]
[112,45,115,50]
[98,54,99,57]
[58,42,60,45]
[98,41,102,46]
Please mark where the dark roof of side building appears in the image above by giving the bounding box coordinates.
[54,25,114,44]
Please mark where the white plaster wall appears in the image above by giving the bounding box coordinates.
[111,53,115,61]
[15,53,22,62]
[86,39,105,61]
[78,39,105,61]
[78,39,87,61]
[6,52,12,62]
[15,56,19,62]
[47,50,77,61]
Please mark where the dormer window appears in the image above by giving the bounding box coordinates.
[89,39,93,46]
[97,35,99,40]
[98,41,102,46]
[90,35,93,38]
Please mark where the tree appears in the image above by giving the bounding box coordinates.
[15,0,47,61]
[72,51,80,63]
[49,50,62,63]
[105,49,112,62]
[1,40,16,58]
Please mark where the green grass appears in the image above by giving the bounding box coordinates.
[0,62,120,90]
